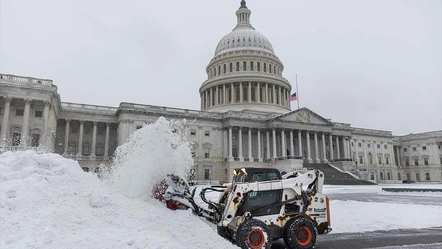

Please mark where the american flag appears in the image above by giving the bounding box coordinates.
[289,93,297,102]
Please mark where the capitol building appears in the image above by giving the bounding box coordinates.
[1,1,441,183]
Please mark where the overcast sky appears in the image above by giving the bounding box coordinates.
[1,0,441,136]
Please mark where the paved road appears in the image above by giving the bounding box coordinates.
[271,227,442,249]
[327,192,442,206]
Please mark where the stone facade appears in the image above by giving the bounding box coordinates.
[0,1,441,183]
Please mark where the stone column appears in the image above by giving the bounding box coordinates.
[314,132,320,162]
[265,83,269,103]
[77,120,84,156]
[63,119,71,155]
[289,130,294,157]
[343,137,348,159]
[41,101,50,146]
[322,133,328,163]
[223,84,226,104]
[306,131,312,162]
[395,146,401,166]
[228,126,233,160]
[248,82,252,103]
[336,136,341,159]
[104,122,110,159]
[272,129,277,159]
[1,97,12,141]
[231,83,234,103]
[215,86,219,106]
[240,83,243,103]
[298,130,303,157]
[266,131,270,159]
[91,121,98,158]
[21,98,31,147]
[329,135,334,160]
[389,143,395,166]
[209,88,213,107]
[281,129,286,157]
[248,128,253,161]
[279,87,282,105]
[257,129,262,162]
[238,127,243,161]
[257,83,261,103]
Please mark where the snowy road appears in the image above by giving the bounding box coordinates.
[271,227,442,249]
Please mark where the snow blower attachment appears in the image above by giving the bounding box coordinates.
[155,168,332,249]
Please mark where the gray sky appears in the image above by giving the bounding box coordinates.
[1,0,441,136]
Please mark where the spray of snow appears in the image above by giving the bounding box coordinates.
[102,117,194,201]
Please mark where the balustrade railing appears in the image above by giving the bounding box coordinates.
[0,73,53,86]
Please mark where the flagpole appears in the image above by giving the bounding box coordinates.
[296,74,300,110]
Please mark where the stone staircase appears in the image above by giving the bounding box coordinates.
[304,163,376,185]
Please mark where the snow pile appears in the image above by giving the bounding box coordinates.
[0,117,236,249]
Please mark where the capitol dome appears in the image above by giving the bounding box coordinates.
[214,28,275,56]
[199,0,292,114]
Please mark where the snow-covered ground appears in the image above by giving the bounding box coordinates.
[0,118,441,248]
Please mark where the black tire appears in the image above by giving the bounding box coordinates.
[283,216,318,249]
[235,219,272,249]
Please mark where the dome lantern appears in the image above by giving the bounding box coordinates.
[234,0,254,31]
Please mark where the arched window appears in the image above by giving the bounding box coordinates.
[229,63,233,72]
[263,63,267,72]
[250,61,254,71]
[243,61,247,71]
[218,66,221,75]
[257,62,261,71]
[214,67,217,76]
[223,64,226,74]
[235,86,241,102]
[251,86,256,101]
[269,64,272,73]
[274,66,276,74]
[236,62,240,71]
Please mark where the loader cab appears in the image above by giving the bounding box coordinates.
[231,168,283,217]
[232,168,282,184]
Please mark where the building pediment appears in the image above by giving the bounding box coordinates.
[269,108,332,126]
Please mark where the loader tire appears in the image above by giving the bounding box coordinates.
[283,216,318,249]
[235,219,272,249]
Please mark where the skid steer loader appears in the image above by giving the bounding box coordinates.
[158,168,332,249]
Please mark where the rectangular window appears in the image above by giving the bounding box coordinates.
[398,173,401,180]
[404,148,407,152]
[413,147,416,151]
[190,130,196,136]
[407,173,410,180]
[414,158,418,166]
[359,155,363,164]
[12,133,21,146]
[204,147,210,159]
[204,168,210,180]
[16,109,24,116]
[34,110,43,118]
[378,156,382,164]
[425,173,430,181]
[422,146,427,150]
[384,145,387,149]
[387,172,391,180]
[424,158,429,166]
[83,143,90,156]
[380,172,384,180]
[98,129,104,135]
[405,158,409,166]
[31,134,40,147]
[385,157,389,165]
[415,173,420,181]
[377,144,380,149]
[136,126,143,130]
[358,143,362,147]
[205,131,210,137]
